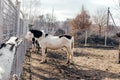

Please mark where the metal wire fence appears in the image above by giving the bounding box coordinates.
[0,0,29,79]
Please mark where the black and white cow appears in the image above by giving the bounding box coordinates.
[0,36,23,80]
[25,29,45,53]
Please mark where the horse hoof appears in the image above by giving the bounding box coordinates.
[66,60,70,64]
[40,61,45,64]
[40,60,47,64]
[66,61,74,65]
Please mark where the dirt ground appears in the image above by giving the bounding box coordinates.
[21,48,120,80]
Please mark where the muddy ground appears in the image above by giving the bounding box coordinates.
[21,48,120,80]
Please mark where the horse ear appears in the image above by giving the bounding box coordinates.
[0,43,6,49]
[116,32,120,37]
[28,24,34,30]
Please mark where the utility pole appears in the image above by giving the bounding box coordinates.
[105,7,110,46]
[51,8,54,34]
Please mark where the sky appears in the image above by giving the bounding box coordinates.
[20,0,120,25]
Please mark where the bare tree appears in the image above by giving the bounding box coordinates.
[63,19,72,34]
[93,9,107,36]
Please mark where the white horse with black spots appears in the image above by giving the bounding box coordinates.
[0,36,23,80]
[39,34,74,64]
[25,30,74,64]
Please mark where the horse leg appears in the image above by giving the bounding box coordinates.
[65,47,70,64]
[66,47,73,64]
[40,48,47,63]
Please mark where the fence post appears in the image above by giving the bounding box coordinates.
[15,0,21,77]
[0,0,3,40]
[84,30,87,46]
[119,37,120,63]
[16,0,21,37]
[105,32,107,46]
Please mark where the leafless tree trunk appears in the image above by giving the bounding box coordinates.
[93,8,107,36]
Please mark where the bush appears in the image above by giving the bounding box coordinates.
[76,34,118,46]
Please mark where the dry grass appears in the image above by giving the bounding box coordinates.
[21,48,120,80]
